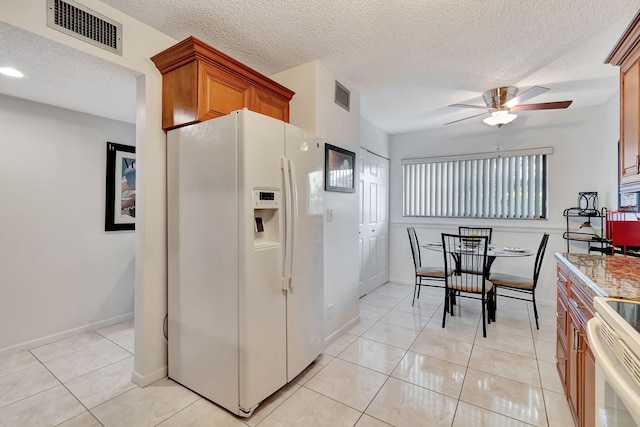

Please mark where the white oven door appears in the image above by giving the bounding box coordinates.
[587,317,640,427]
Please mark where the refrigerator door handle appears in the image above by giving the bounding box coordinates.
[287,159,299,289]
[281,157,292,290]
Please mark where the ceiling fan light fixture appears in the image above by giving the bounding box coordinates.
[483,110,517,127]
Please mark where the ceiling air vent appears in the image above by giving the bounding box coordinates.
[47,0,122,56]
[335,81,350,112]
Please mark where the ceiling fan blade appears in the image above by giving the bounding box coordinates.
[448,103,493,110]
[503,86,550,108]
[444,111,491,125]
[510,100,573,111]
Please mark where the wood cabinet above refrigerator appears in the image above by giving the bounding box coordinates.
[606,11,640,187]
[151,36,294,131]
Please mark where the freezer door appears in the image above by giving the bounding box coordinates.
[237,111,288,411]
[167,114,241,414]
[284,124,325,381]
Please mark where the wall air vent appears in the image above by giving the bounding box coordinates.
[47,0,122,56]
[335,81,350,111]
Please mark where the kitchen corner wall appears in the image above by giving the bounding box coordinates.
[0,94,135,353]
[271,61,361,342]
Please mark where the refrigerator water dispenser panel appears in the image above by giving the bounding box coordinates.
[253,189,280,248]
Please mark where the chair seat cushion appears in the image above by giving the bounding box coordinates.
[447,275,493,293]
[417,267,449,278]
[489,273,534,290]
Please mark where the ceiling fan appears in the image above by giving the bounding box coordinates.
[445,86,573,127]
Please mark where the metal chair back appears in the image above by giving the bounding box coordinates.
[407,227,421,271]
[458,226,493,243]
[532,233,550,289]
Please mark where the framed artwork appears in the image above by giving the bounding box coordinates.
[325,143,355,193]
[105,142,136,231]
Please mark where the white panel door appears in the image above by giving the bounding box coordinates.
[358,148,368,297]
[358,149,389,296]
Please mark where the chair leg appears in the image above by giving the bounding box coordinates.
[412,278,417,307]
[449,292,455,315]
[493,288,498,321]
[442,290,449,328]
[481,298,487,337]
[489,286,498,322]
[532,291,539,330]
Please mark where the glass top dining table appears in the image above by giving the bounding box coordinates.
[421,241,534,272]
[422,242,534,257]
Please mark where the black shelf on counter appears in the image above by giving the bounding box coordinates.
[563,207,611,254]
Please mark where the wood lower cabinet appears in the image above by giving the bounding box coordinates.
[151,37,294,131]
[583,344,596,427]
[606,11,640,187]
[556,264,596,427]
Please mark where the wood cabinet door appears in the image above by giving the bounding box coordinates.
[198,62,251,120]
[568,311,580,424]
[250,87,290,122]
[556,292,569,390]
[621,60,640,182]
[583,340,596,427]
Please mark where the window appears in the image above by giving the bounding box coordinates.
[402,148,550,219]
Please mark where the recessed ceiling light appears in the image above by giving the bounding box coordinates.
[0,67,25,78]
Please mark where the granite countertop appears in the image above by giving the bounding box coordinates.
[555,253,640,301]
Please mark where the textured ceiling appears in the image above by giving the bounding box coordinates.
[0,23,138,124]
[1,1,639,134]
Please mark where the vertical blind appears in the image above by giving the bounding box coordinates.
[402,151,548,219]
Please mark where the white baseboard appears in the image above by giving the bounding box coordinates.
[132,365,168,387]
[324,315,360,347]
[0,312,134,359]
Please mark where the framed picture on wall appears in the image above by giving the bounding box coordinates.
[105,142,136,231]
[325,143,356,193]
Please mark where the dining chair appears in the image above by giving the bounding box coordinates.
[407,227,449,306]
[458,226,493,243]
[441,233,494,337]
[457,227,493,275]
[488,233,550,329]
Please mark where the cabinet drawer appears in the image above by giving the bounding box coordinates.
[557,267,569,294]
[568,282,594,328]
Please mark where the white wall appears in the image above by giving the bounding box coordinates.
[3,0,177,385]
[270,61,317,134]
[0,94,135,353]
[361,117,390,159]
[272,61,361,340]
[389,102,620,305]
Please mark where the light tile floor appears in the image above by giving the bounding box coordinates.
[0,283,576,426]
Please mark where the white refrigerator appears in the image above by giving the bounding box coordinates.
[166,109,324,417]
